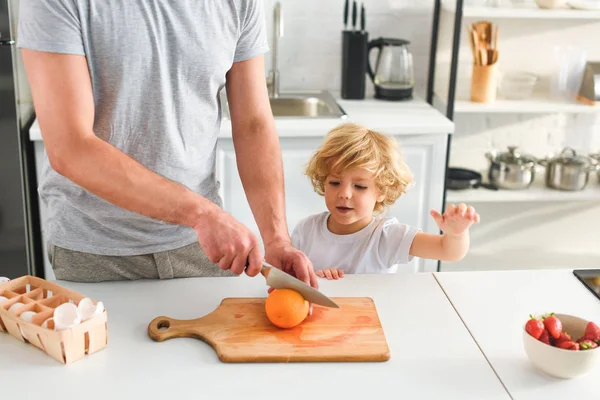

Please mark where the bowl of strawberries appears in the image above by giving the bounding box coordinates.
[523,312,600,379]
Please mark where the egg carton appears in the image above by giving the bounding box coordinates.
[0,275,108,364]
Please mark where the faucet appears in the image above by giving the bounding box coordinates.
[267,2,283,98]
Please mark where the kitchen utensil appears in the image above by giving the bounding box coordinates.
[343,0,349,29]
[367,37,414,100]
[352,0,357,31]
[499,71,539,100]
[360,2,365,32]
[538,147,600,191]
[148,297,390,363]
[591,152,600,182]
[577,61,600,106]
[485,146,538,190]
[261,262,339,308]
[523,313,600,379]
[447,167,498,191]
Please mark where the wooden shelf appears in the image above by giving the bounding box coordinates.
[446,177,600,203]
[442,2,600,19]
[435,91,600,114]
[454,96,600,113]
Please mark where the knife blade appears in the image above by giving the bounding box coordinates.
[261,262,340,308]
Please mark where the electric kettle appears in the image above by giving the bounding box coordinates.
[367,37,414,100]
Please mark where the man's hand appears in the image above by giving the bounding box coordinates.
[193,208,263,277]
[316,268,345,280]
[264,238,318,289]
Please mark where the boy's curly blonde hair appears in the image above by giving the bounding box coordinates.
[305,123,413,213]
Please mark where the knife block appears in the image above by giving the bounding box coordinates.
[341,30,369,99]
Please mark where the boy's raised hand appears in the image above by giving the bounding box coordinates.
[430,203,480,236]
[315,268,345,280]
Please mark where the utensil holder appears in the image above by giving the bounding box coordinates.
[341,30,368,99]
[471,63,498,103]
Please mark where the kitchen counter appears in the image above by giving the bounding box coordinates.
[0,273,507,400]
[435,269,600,399]
[27,95,454,141]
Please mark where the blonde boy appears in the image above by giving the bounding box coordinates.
[291,123,480,279]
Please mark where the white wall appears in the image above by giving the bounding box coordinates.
[261,0,433,98]
[262,0,600,272]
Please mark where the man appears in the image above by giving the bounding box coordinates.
[18,0,317,288]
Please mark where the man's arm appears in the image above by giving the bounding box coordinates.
[225,55,318,288]
[22,49,217,228]
[23,49,267,277]
[225,55,288,247]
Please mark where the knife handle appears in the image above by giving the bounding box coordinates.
[344,0,349,28]
[360,3,365,32]
[352,1,357,30]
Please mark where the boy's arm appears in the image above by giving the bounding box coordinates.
[409,203,479,262]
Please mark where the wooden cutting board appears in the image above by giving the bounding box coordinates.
[148,297,390,363]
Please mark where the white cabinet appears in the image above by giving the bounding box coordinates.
[217,133,448,273]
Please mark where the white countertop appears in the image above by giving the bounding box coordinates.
[0,273,506,400]
[435,269,600,400]
[28,96,454,141]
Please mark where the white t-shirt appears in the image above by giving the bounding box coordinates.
[291,212,421,274]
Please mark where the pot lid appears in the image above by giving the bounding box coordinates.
[550,147,593,166]
[372,37,410,47]
[494,146,537,165]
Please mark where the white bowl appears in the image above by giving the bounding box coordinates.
[523,313,600,379]
[535,0,567,8]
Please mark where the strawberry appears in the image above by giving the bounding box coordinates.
[542,313,562,339]
[554,332,572,347]
[579,339,598,350]
[557,341,579,350]
[525,315,545,339]
[584,321,600,342]
[538,329,551,345]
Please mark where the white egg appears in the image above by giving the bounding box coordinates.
[77,298,104,321]
[0,296,8,304]
[8,302,24,314]
[20,311,36,323]
[53,303,81,331]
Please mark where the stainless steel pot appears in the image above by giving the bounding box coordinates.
[538,147,600,191]
[485,146,538,190]
[591,152,600,183]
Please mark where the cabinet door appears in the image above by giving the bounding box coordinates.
[216,133,447,273]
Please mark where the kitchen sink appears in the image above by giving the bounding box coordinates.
[221,90,347,119]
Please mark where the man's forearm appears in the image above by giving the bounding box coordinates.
[52,134,218,228]
[231,117,289,245]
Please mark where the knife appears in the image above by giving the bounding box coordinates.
[261,262,340,308]
[344,0,349,30]
[352,0,357,31]
[360,2,365,33]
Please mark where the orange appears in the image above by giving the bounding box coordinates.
[265,288,309,329]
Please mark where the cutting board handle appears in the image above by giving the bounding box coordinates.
[148,316,184,342]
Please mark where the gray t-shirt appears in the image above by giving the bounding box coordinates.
[17,0,269,255]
